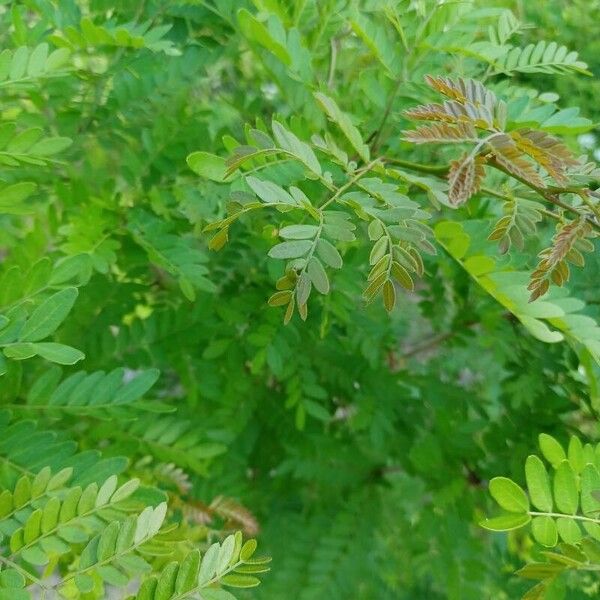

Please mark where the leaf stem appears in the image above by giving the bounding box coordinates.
[528,511,600,524]
[383,156,448,175]
[320,159,381,210]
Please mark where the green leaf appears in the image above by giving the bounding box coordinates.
[516,562,564,580]
[271,121,321,175]
[19,288,78,342]
[556,517,582,544]
[239,539,257,561]
[531,516,558,547]
[32,343,84,365]
[279,225,318,240]
[489,477,529,513]
[175,550,200,594]
[237,9,291,65]
[268,291,292,307]
[580,464,600,516]
[491,41,589,76]
[314,92,370,162]
[0,181,37,213]
[187,152,227,182]
[154,561,177,600]
[268,240,312,259]
[479,513,531,531]
[246,176,295,204]
[30,137,71,156]
[567,436,584,474]
[217,534,236,574]
[21,546,48,566]
[198,542,219,585]
[295,271,311,306]
[113,369,159,404]
[221,573,261,588]
[307,257,329,294]
[553,460,578,515]
[525,455,553,512]
[315,239,342,269]
[0,568,25,588]
[110,479,140,503]
[97,565,128,586]
[3,343,37,360]
[539,434,566,468]
[74,573,94,593]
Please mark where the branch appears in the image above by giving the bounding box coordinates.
[488,158,600,230]
[381,155,600,231]
[369,77,403,153]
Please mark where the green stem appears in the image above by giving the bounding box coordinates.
[528,511,600,525]
[320,159,381,210]
[369,77,404,152]
[0,555,51,591]
[56,532,155,588]
[0,455,33,476]
[383,156,448,175]
[10,497,125,561]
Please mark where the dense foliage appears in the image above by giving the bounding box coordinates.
[0,1,599,598]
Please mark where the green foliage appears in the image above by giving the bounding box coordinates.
[483,433,600,598]
[0,1,598,599]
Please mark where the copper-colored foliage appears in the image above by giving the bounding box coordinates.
[181,495,260,536]
[404,100,493,129]
[210,495,260,536]
[404,76,582,194]
[423,76,497,128]
[486,133,546,189]
[510,128,578,185]
[424,75,497,110]
[528,219,594,301]
[403,122,477,144]
[404,102,458,123]
[448,154,486,205]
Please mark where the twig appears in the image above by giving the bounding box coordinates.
[369,77,403,152]
[401,321,478,358]
[327,38,338,89]
[488,159,600,230]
